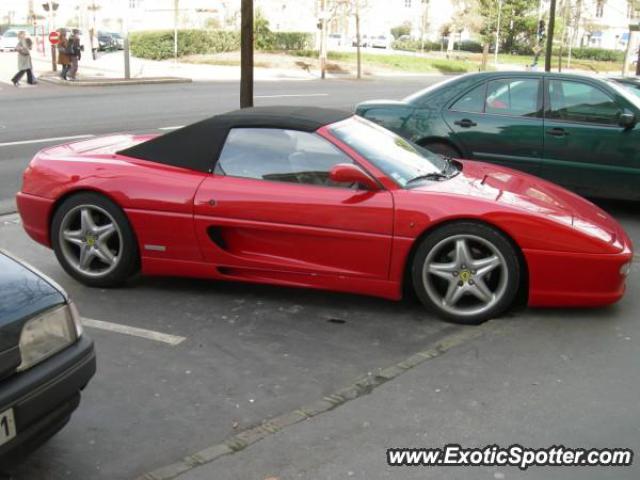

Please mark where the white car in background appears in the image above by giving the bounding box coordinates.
[371,35,390,49]
[0,30,20,51]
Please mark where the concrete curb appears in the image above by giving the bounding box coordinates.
[137,321,501,480]
[38,76,192,87]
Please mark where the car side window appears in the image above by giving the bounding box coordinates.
[215,128,355,188]
[450,83,486,113]
[485,79,540,117]
[547,80,621,125]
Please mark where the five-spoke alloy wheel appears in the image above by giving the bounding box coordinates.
[412,222,521,324]
[52,193,139,287]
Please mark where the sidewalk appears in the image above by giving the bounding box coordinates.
[166,288,640,480]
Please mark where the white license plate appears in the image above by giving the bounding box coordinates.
[0,408,17,447]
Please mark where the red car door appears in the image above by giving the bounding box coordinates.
[193,128,394,280]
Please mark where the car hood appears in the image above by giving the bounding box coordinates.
[412,160,629,253]
[0,252,65,361]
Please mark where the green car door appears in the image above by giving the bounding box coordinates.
[540,77,640,200]
[442,76,544,175]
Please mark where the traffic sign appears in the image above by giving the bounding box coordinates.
[49,31,60,45]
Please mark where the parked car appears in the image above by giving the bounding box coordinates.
[351,34,370,47]
[356,71,640,201]
[0,29,20,51]
[97,31,116,51]
[609,76,640,98]
[0,250,95,464]
[371,35,390,49]
[16,106,633,324]
[109,32,124,50]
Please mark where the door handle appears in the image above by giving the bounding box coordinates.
[546,127,569,137]
[207,199,217,207]
[454,118,477,128]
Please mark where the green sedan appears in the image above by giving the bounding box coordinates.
[356,71,640,201]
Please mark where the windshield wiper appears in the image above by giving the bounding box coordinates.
[406,172,449,185]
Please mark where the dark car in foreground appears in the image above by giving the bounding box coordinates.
[0,251,95,465]
[356,71,640,201]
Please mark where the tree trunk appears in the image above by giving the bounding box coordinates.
[545,0,556,72]
[481,42,489,70]
[240,0,254,108]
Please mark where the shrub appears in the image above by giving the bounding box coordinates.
[130,29,311,60]
[392,38,441,52]
[268,32,313,51]
[556,47,624,62]
[453,40,483,53]
[130,30,239,60]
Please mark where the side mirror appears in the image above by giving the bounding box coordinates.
[329,163,379,191]
[619,111,636,129]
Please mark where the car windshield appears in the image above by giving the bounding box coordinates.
[330,117,450,187]
[402,75,463,105]
[4,31,17,37]
[606,79,640,106]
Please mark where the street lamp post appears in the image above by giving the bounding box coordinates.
[494,0,502,66]
[42,2,59,72]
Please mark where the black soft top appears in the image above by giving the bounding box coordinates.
[118,106,353,173]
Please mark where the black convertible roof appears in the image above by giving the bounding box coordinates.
[118,106,353,173]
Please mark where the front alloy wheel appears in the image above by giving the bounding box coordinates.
[413,222,521,324]
[52,192,139,287]
[59,205,122,278]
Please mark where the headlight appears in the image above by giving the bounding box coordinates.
[620,261,632,277]
[18,303,82,372]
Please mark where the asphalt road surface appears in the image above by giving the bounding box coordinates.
[1,78,639,480]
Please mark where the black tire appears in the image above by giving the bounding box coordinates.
[51,192,139,287]
[411,221,521,325]
[422,141,462,159]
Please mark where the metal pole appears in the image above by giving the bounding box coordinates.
[174,0,179,63]
[240,0,254,108]
[494,0,502,66]
[123,0,130,79]
[622,28,635,76]
[545,0,557,72]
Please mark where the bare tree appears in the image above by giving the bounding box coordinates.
[329,0,369,79]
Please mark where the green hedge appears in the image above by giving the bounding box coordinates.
[268,32,313,51]
[554,47,625,62]
[130,30,239,60]
[392,39,441,52]
[130,29,312,60]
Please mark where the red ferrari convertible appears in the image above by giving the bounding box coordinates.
[17,106,633,324]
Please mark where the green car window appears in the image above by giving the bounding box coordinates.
[450,83,486,113]
[547,80,621,125]
[485,79,540,117]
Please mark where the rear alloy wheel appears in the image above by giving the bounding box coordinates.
[52,193,139,287]
[412,222,520,324]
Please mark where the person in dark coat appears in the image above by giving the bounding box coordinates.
[11,31,37,86]
[67,29,82,81]
[57,29,71,80]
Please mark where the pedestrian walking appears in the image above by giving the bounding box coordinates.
[11,31,37,87]
[57,29,71,80]
[67,29,82,81]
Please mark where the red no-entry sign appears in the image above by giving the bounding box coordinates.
[49,31,60,45]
